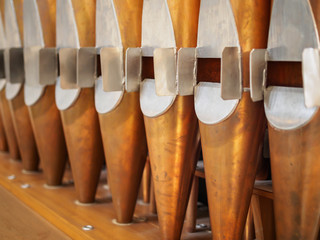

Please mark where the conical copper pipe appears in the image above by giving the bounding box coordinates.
[97,0,148,223]
[198,1,271,239]
[26,0,67,186]
[145,96,200,240]
[9,87,39,171]
[242,205,254,240]
[29,86,67,186]
[61,88,104,203]
[142,1,201,239]
[0,102,8,152]
[268,112,320,239]
[200,94,266,239]
[99,92,147,223]
[0,90,19,159]
[0,2,19,159]
[57,0,104,203]
[265,1,320,239]
[142,157,151,203]
[6,0,40,171]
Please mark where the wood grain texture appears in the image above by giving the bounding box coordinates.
[0,153,211,240]
[0,185,70,240]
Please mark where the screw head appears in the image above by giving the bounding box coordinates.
[20,183,30,189]
[82,225,94,231]
[196,223,208,229]
[7,175,16,180]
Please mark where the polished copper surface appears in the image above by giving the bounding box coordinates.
[143,1,201,239]
[71,0,96,47]
[97,0,147,223]
[229,0,271,88]
[26,0,67,186]
[185,175,199,233]
[142,157,151,203]
[269,112,320,239]
[0,90,19,160]
[199,1,270,239]
[266,1,320,239]
[242,205,254,240]
[7,0,39,171]
[60,88,104,203]
[99,92,147,223]
[0,1,19,159]
[36,0,56,48]
[200,93,266,240]
[58,0,104,203]
[0,105,7,151]
[145,96,200,240]
[29,86,67,186]
[9,87,39,171]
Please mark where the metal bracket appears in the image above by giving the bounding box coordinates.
[100,47,124,92]
[39,48,58,86]
[250,49,268,102]
[77,47,97,88]
[59,48,78,89]
[153,47,197,97]
[221,46,242,100]
[154,48,176,96]
[59,47,98,89]
[24,46,41,86]
[250,0,320,108]
[24,47,58,87]
[125,48,142,92]
[302,48,320,108]
[177,48,197,96]
[4,47,25,84]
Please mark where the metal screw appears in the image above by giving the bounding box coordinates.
[82,225,94,231]
[7,175,16,180]
[196,223,208,229]
[20,183,30,189]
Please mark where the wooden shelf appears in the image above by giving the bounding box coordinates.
[0,152,211,240]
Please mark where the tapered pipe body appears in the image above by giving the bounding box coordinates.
[265,1,320,239]
[57,0,104,203]
[200,94,266,239]
[0,3,19,159]
[269,115,320,239]
[0,90,19,159]
[145,96,200,240]
[142,158,151,203]
[0,95,8,151]
[99,92,147,223]
[198,1,271,239]
[29,86,67,185]
[9,88,39,171]
[25,0,67,186]
[97,0,148,223]
[142,1,201,239]
[5,0,39,170]
[61,88,104,203]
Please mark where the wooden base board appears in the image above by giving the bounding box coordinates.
[0,152,211,240]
